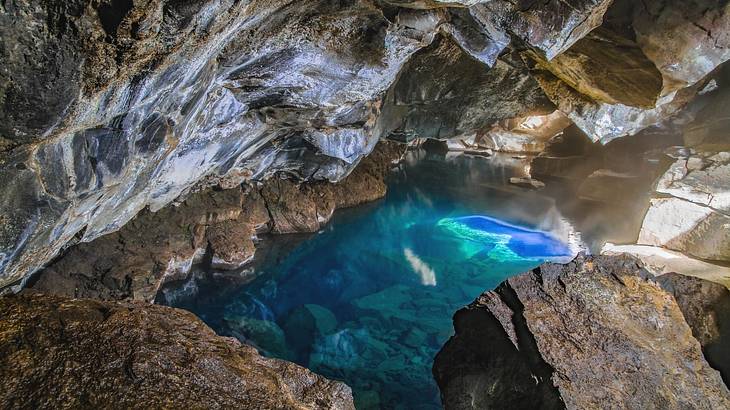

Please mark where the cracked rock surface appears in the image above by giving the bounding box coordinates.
[0,291,354,409]
[433,254,730,409]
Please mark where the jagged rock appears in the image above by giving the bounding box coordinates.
[0,0,437,291]
[474,0,614,60]
[381,35,554,141]
[0,292,354,409]
[207,220,256,270]
[433,254,730,410]
[656,272,730,385]
[633,0,730,94]
[655,152,730,213]
[27,142,405,301]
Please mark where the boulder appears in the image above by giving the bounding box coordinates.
[433,254,730,409]
[0,292,354,409]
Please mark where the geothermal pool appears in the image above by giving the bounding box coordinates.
[162,150,581,409]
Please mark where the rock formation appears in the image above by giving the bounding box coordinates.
[3,0,730,292]
[433,254,730,409]
[0,291,354,409]
[28,141,406,302]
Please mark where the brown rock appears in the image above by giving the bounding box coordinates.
[0,292,354,409]
[657,272,730,385]
[434,254,730,409]
[206,220,257,270]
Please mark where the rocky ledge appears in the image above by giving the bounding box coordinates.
[0,291,354,409]
[433,254,730,409]
[27,141,406,302]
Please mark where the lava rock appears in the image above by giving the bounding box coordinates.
[0,292,354,409]
[433,254,730,409]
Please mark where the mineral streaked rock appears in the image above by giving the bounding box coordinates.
[433,254,730,410]
[0,292,355,409]
[474,0,614,60]
[0,0,438,291]
[28,142,406,301]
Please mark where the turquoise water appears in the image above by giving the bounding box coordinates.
[164,151,575,409]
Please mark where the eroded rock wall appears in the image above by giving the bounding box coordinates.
[3,0,730,293]
[28,141,406,302]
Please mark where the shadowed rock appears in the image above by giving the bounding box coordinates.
[434,254,730,409]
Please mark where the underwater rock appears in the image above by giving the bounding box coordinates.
[222,315,291,360]
[434,254,730,409]
[656,272,730,385]
[0,292,354,409]
[283,304,338,360]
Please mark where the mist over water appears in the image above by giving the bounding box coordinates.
[164,150,587,409]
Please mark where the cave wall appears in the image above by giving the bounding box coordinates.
[2,0,730,291]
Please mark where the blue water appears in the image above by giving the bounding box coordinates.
[164,151,576,409]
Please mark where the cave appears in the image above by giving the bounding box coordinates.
[1,1,730,409]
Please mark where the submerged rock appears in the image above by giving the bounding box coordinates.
[0,292,354,409]
[433,254,730,409]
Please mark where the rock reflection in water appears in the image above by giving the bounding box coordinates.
[165,151,587,409]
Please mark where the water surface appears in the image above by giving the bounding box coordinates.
[163,151,579,409]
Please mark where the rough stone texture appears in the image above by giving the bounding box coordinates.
[0,292,354,409]
[657,272,730,385]
[602,243,730,288]
[638,151,730,262]
[434,254,730,410]
[0,0,440,291]
[381,35,554,142]
[28,142,406,301]
[2,0,730,294]
[527,28,663,108]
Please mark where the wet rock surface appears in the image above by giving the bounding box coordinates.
[3,0,730,290]
[28,142,406,301]
[434,254,730,409]
[0,292,354,409]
